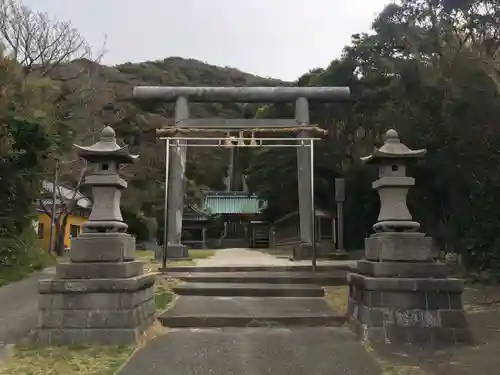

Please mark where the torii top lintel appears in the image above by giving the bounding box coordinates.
[132,86,350,103]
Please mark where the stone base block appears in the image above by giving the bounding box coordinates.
[56,260,144,279]
[365,232,432,262]
[38,281,154,310]
[166,243,190,260]
[137,241,160,251]
[292,242,330,260]
[347,272,470,345]
[33,315,155,346]
[70,233,136,262]
[292,243,311,260]
[350,321,472,346]
[39,273,156,295]
[348,272,464,294]
[38,298,156,330]
[357,260,448,278]
[35,279,155,345]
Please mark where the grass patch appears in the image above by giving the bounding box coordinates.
[324,286,349,315]
[0,345,134,375]
[189,249,215,259]
[0,267,31,287]
[0,320,171,375]
[135,250,155,261]
[0,230,58,286]
[154,276,178,311]
[135,251,178,311]
[0,252,57,287]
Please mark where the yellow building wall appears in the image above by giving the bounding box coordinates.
[37,213,88,251]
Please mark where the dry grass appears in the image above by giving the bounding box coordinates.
[0,322,169,375]
[0,345,134,375]
[154,276,179,311]
[136,320,167,349]
[324,286,349,315]
[377,361,430,375]
[362,344,431,375]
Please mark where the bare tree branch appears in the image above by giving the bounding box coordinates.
[0,0,106,76]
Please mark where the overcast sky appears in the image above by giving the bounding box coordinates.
[23,0,393,81]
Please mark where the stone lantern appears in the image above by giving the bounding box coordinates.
[75,126,134,234]
[361,129,425,233]
[347,129,470,346]
[34,126,155,345]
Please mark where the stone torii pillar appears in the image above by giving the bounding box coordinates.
[133,86,350,259]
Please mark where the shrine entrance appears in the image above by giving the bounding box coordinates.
[132,86,350,271]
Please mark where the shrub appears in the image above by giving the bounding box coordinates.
[0,228,56,286]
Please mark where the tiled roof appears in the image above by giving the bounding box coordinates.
[41,180,92,208]
[203,192,266,215]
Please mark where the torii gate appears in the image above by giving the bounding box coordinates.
[133,86,350,265]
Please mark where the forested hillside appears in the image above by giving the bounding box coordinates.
[48,57,282,211]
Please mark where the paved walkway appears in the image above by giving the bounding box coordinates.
[196,248,356,268]
[196,248,293,267]
[0,267,55,352]
[119,327,381,375]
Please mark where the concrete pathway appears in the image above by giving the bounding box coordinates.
[118,327,381,375]
[0,267,55,352]
[196,248,293,267]
[196,248,356,268]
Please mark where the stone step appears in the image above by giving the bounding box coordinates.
[159,296,346,328]
[166,271,347,286]
[161,263,355,273]
[173,283,325,297]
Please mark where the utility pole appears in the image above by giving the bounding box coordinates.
[48,160,59,254]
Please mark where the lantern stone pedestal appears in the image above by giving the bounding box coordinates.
[33,127,155,345]
[166,243,190,260]
[348,130,470,345]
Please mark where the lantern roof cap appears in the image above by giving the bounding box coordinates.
[73,126,138,163]
[361,129,426,164]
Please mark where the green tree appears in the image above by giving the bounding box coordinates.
[0,54,55,279]
[246,0,500,276]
